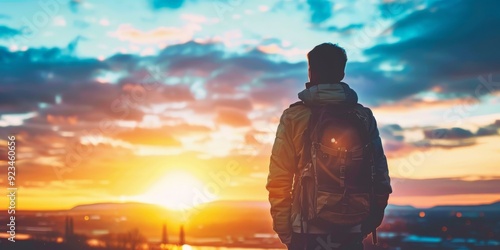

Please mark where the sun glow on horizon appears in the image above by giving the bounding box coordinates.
[133,170,215,210]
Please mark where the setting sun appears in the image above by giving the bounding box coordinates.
[134,171,214,210]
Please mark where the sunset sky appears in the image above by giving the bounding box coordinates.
[0,0,499,211]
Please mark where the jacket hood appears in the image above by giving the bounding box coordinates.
[298,82,358,105]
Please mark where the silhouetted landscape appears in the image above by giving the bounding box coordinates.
[1,200,500,249]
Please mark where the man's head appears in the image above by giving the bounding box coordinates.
[307,43,347,84]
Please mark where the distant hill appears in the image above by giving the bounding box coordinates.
[12,199,490,216]
[429,200,500,212]
[71,202,168,212]
[383,200,500,216]
[61,199,500,215]
[5,199,499,242]
[386,204,417,210]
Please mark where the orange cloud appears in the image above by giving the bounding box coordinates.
[257,44,308,58]
[375,96,480,112]
[46,114,78,125]
[115,128,181,146]
[110,24,200,44]
[121,83,195,103]
[216,108,251,127]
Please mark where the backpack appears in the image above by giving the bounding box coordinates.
[296,102,375,231]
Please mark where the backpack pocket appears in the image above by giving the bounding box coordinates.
[300,164,317,221]
[315,191,371,226]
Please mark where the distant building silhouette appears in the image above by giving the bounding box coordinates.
[179,225,185,245]
[162,222,168,244]
[64,216,74,242]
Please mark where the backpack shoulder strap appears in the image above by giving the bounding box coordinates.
[296,103,321,173]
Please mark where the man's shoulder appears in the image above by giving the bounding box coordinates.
[282,101,310,121]
[285,101,308,112]
[289,101,304,108]
[354,103,378,135]
[353,103,374,117]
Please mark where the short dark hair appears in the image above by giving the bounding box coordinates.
[307,43,347,83]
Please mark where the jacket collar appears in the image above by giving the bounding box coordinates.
[298,82,358,105]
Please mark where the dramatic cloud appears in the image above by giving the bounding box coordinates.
[162,124,211,135]
[0,46,106,86]
[216,108,251,127]
[377,0,424,19]
[424,128,474,140]
[149,0,187,10]
[160,84,196,102]
[205,66,256,94]
[374,96,481,112]
[476,120,500,136]
[306,0,332,24]
[69,0,83,13]
[316,23,364,34]
[380,124,404,142]
[191,98,254,114]
[476,127,498,136]
[154,42,306,105]
[346,0,500,105]
[0,25,21,39]
[379,124,410,154]
[0,84,57,113]
[110,24,199,44]
[0,39,306,145]
[377,120,500,157]
[249,73,305,107]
